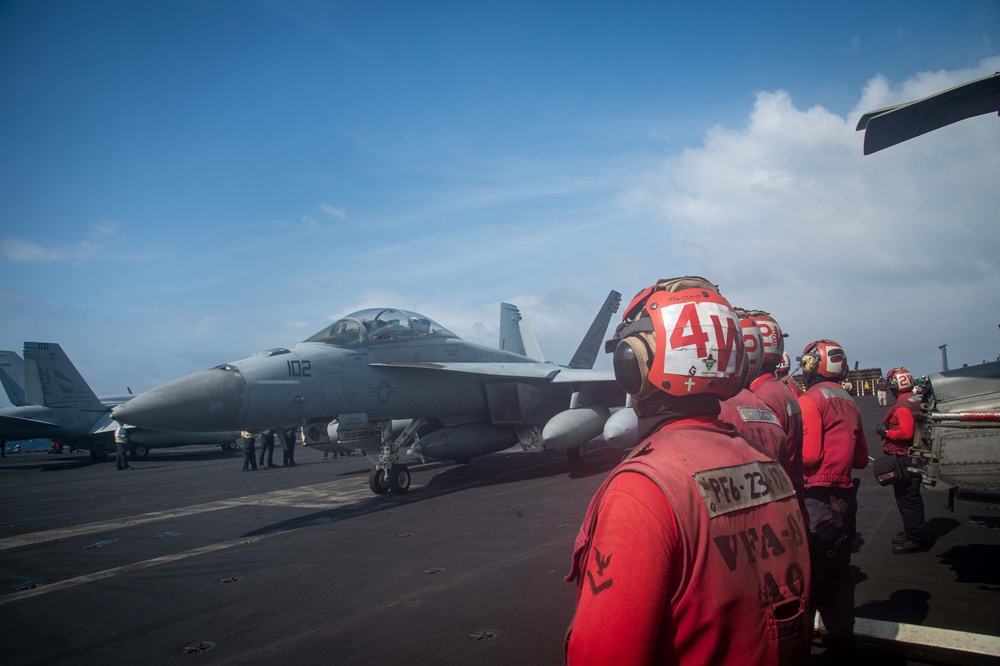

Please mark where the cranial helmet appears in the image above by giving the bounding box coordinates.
[886,367,914,395]
[734,308,764,386]
[606,276,746,402]
[801,339,848,381]
[776,351,791,378]
[746,311,784,368]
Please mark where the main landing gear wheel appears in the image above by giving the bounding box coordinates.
[566,443,586,464]
[129,443,150,460]
[387,464,411,495]
[90,447,109,462]
[368,467,390,494]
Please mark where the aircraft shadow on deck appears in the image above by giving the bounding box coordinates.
[241,446,621,540]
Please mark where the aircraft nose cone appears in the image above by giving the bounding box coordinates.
[112,368,246,431]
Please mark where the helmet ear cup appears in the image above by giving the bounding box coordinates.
[613,330,658,399]
[801,348,820,375]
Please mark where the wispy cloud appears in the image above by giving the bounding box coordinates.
[320,202,348,219]
[0,237,103,262]
[1,219,125,262]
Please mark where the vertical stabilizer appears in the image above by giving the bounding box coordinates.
[569,290,622,369]
[23,342,102,408]
[499,303,545,362]
[0,351,27,406]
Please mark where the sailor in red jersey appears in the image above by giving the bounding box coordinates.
[720,313,788,465]
[566,277,810,666]
[777,351,792,383]
[745,312,805,503]
[877,367,927,553]
[797,339,868,658]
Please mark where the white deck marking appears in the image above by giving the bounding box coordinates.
[0,539,255,606]
[0,477,371,552]
[0,478,376,605]
[818,616,1000,657]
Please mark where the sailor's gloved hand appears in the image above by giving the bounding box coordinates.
[875,423,888,438]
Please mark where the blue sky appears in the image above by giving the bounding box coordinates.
[1,0,998,404]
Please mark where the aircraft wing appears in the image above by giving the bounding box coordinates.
[0,414,60,429]
[856,72,1000,154]
[0,413,63,439]
[370,361,615,383]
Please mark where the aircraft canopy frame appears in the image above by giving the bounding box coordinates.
[304,308,459,347]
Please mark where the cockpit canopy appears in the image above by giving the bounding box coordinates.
[304,308,459,348]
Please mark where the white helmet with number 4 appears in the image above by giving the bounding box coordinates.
[607,276,746,402]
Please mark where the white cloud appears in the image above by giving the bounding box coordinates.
[320,202,348,219]
[624,57,1000,374]
[0,237,103,262]
[1,219,124,262]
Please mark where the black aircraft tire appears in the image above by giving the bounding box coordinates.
[566,443,586,465]
[90,448,109,462]
[130,443,150,461]
[368,468,390,495]
[388,465,411,495]
[223,441,238,452]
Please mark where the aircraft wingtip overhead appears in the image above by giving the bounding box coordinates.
[858,72,1000,154]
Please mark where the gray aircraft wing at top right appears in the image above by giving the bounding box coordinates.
[856,72,999,154]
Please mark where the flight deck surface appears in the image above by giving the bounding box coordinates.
[1,398,998,665]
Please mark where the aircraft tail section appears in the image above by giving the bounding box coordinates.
[23,342,103,408]
[568,290,622,369]
[499,303,545,362]
[0,351,27,406]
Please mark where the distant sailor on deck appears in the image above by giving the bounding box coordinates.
[114,422,133,470]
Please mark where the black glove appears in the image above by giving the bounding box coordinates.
[876,423,888,437]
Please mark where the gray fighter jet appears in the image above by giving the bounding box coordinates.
[856,72,999,154]
[113,293,624,495]
[0,343,241,460]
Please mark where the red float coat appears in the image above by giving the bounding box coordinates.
[720,389,787,464]
[881,390,921,455]
[751,374,805,498]
[566,416,811,666]
[798,382,869,488]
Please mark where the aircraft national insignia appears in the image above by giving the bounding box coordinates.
[371,380,399,404]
